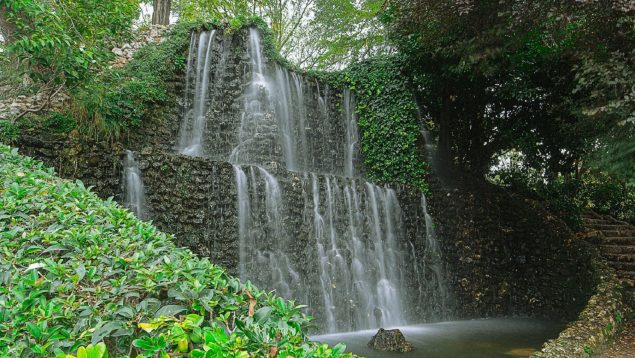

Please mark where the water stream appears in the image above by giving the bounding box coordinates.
[123,150,146,219]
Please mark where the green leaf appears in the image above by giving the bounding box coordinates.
[254,306,272,324]
[154,304,187,318]
[91,321,125,345]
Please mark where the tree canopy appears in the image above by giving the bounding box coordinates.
[385,0,634,185]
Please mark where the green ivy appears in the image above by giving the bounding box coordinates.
[315,56,428,191]
[0,144,353,358]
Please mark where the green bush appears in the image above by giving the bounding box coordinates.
[580,175,635,225]
[0,120,20,144]
[43,112,77,133]
[0,144,351,358]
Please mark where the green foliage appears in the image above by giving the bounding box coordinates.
[588,124,635,186]
[64,343,108,358]
[0,120,19,143]
[491,161,635,229]
[43,112,77,134]
[302,0,388,69]
[580,174,635,225]
[495,173,584,230]
[0,144,353,357]
[2,0,139,86]
[386,0,635,181]
[317,56,428,191]
[71,20,201,136]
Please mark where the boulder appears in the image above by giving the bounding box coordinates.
[367,328,414,353]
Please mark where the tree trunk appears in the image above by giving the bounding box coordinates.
[0,5,17,43]
[152,0,171,25]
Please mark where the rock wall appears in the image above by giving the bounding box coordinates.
[427,179,596,320]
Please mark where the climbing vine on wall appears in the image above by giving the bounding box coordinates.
[316,56,428,191]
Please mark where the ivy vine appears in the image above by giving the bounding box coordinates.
[315,57,428,191]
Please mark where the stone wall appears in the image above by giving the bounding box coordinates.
[533,261,628,357]
[428,180,597,320]
[15,128,597,323]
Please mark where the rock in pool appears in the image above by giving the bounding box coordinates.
[367,328,414,353]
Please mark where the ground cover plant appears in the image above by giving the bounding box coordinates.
[0,144,350,357]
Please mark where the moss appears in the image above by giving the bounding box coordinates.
[0,120,19,144]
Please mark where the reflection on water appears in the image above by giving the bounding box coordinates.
[311,318,564,358]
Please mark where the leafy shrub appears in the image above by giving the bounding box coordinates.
[3,0,138,86]
[580,175,635,225]
[43,112,77,133]
[0,144,351,357]
[0,120,19,143]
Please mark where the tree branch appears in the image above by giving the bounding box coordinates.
[12,82,66,123]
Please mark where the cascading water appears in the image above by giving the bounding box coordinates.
[123,150,146,219]
[343,89,359,178]
[420,194,450,318]
[177,27,450,333]
[178,30,217,156]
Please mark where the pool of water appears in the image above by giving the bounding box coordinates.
[311,318,564,358]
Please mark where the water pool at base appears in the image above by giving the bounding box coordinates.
[311,318,564,358]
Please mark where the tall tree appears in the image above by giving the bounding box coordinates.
[152,0,172,25]
[0,4,17,43]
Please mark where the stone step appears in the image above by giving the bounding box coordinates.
[607,261,635,272]
[602,237,635,246]
[602,253,635,263]
[601,245,635,255]
[584,219,615,225]
[587,223,635,231]
[599,227,635,236]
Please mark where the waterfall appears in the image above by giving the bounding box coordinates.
[123,150,146,219]
[421,194,450,318]
[178,30,217,156]
[343,89,359,177]
[234,164,306,303]
[176,27,450,334]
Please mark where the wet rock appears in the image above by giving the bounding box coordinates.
[367,328,414,353]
